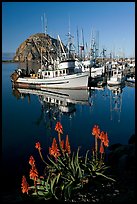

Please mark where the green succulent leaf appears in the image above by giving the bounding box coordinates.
[95,172,116,182]
[47,156,60,170]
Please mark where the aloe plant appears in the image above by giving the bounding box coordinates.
[21,122,116,201]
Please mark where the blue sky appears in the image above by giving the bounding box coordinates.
[2,2,135,57]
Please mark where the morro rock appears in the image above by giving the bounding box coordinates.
[13,33,66,63]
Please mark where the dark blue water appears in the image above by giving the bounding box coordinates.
[2,62,135,194]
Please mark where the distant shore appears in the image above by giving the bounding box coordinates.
[2,60,17,63]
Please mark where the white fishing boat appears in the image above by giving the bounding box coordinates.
[11,34,89,90]
[126,76,135,83]
[81,60,105,78]
[107,67,126,86]
[90,64,105,77]
[11,59,88,90]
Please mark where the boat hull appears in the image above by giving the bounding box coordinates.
[107,76,126,86]
[107,80,122,86]
[126,78,135,83]
[13,72,89,90]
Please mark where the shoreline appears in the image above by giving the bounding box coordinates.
[2,60,17,63]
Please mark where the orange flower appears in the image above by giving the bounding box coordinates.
[35,142,41,151]
[49,138,60,160]
[65,135,71,155]
[99,131,109,147]
[92,125,100,138]
[29,155,35,166]
[103,132,109,147]
[55,122,63,134]
[99,131,105,142]
[100,141,104,154]
[30,165,39,181]
[21,175,29,194]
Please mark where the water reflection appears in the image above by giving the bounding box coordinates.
[88,86,105,107]
[107,83,125,123]
[12,82,126,128]
[12,88,90,130]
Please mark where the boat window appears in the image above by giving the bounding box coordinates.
[55,71,58,76]
[45,72,47,76]
[48,72,50,76]
[63,70,65,74]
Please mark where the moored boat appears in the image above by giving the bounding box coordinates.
[11,32,89,90]
[126,76,135,83]
[11,61,89,90]
[107,67,126,86]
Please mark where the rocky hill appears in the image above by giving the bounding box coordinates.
[13,33,66,63]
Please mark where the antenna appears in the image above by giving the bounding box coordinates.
[89,29,92,58]
[41,16,44,33]
[80,28,85,59]
[82,28,84,51]
[77,27,79,57]
[95,30,99,58]
[44,13,47,35]
[68,15,70,35]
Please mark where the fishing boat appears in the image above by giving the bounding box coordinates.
[107,67,126,86]
[126,75,135,83]
[11,35,89,90]
[11,60,88,90]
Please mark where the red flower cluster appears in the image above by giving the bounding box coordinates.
[55,122,63,134]
[100,131,109,147]
[60,135,71,155]
[92,125,100,139]
[30,166,39,182]
[92,125,109,155]
[35,142,41,151]
[29,155,35,166]
[29,155,39,181]
[21,175,29,194]
[49,138,61,160]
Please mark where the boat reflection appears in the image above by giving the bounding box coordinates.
[12,87,89,119]
[107,83,125,123]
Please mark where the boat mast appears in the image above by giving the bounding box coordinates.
[57,35,66,59]
[68,16,72,58]
[44,13,47,36]
[77,27,79,58]
[41,15,44,33]
[65,16,75,59]
[82,28,85,60]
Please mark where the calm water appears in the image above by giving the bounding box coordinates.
[2,62,135,194]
